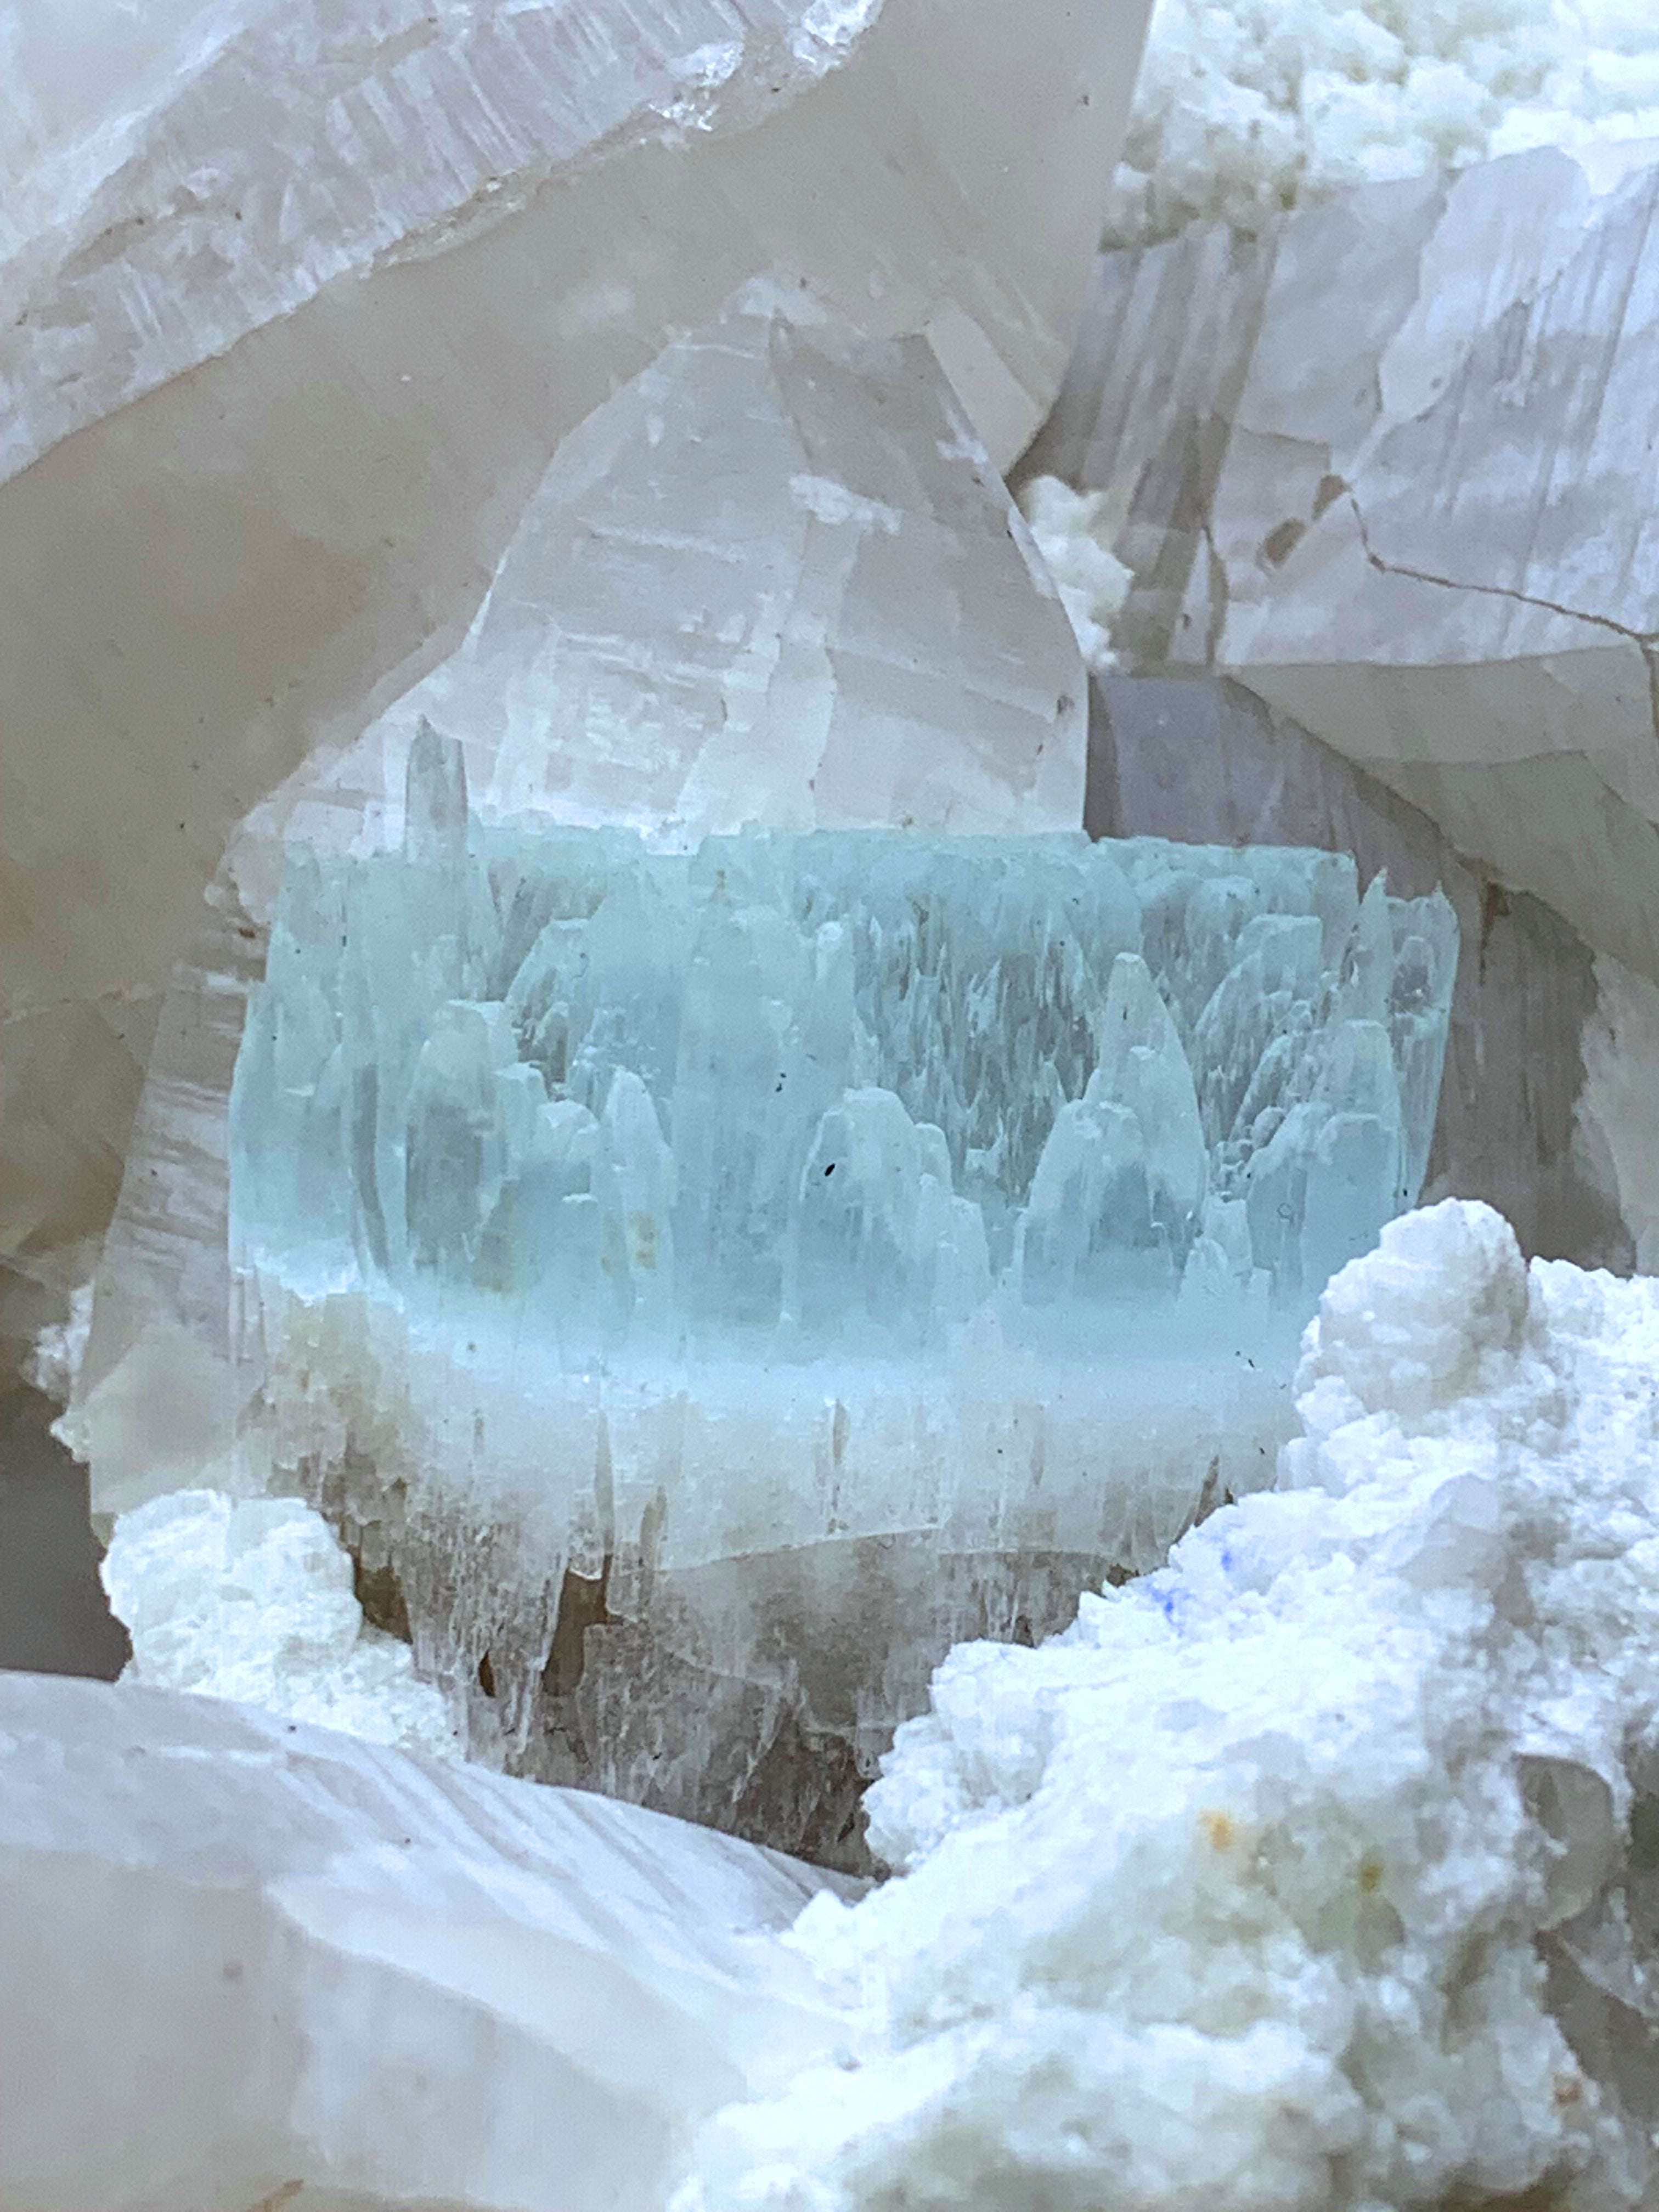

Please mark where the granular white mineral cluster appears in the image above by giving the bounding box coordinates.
[1110,0,1659,246]
[678,1199,1659,2210]
[101,1489,460,1759]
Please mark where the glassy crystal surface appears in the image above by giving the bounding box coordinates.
[64,279,1085,1510]
[225,732,1455,1859]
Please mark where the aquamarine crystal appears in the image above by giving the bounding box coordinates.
[227,731,1455,1860]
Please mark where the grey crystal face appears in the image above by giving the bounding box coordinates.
[231,727,1458,1351]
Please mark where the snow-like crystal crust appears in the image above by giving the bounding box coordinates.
[675,1200,1659,2210]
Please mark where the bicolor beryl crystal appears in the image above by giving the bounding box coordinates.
[228,730,1455,1857]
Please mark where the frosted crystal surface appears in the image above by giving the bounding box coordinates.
[676,1201,1659,2212]
[101,1487,461,1758]
[1108,0,1659,248]
[1025,143,1659,984]
[0,0,1153,1336]
[225,732,1454,1855]
[274,283,1088,850]
[0,1672,853,2212]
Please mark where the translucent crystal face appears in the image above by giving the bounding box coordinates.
[233,726,1457,1355]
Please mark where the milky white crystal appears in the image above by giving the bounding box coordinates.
[0,0,1153,1333]
[676,1199,1659,2210]
[1028,143,1659,985]
[101,1487,461,1759]
[0,1672,854,2212]
[63,279,1090,1518]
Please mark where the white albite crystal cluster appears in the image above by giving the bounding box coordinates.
[1028,142,1659,985]
[219,729,1454,1854]
[1110,0,1659,247]
[101,1487,460,1758]
[0,1672,855,2212]
[677,1200,1659,2210]
[0,0,1154,1335]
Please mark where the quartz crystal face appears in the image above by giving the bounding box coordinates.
[1025,144,1659,985]
[227,729,1455,1861]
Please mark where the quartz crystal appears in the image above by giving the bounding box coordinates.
[675,1201,1659,2211]
[220,729,1455,1858]
[1024,143,1659,983]
[250,281,1090,850]
[0,1672,853,2212]
[0,0,1153,1336]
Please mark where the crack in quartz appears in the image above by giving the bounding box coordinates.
[1346,492,1659,769]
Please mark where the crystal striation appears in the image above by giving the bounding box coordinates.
[1087,671,1636,1271]
[0,1672,854,2212]
[260,282,1090,851]
[0,0,1154,1347]
[64,280,1086,1511]
[224,731,1455,1857]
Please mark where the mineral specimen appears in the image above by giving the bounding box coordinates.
[219,728,1454,1857]
[1087,671,1635,1270]
[101,1487,461,1757]
[1024,143,1659,985]
[64,278,1087,1511]
[0,0,1154,1342]
[250,281,1090,852]
[675,1200,1659,2212]
[1104,0,1659,249]
[0,1672,854,2212]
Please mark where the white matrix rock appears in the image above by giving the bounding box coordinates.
[101,1487,461,1759]
[0,1672,856,2212]
[678,1200,1659,2210]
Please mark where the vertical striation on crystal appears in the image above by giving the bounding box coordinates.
[226,731,1455,1859]
[1,0,1156,1342]
[67,280,1086,1506]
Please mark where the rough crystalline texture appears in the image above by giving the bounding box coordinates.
[0,1673,855,2212]
[218,732,1455,1860]
[1023,142,1659,988]
[63,280,1088,1515]
[101,1487,462,1758]
[1105,0,1659,249]
[674,1201,1659,2212]
[245,281,1090,854]
[0,0,1153,1355]
[1087,672,1637,1273]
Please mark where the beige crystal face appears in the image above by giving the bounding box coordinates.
[0,0,1153,1333]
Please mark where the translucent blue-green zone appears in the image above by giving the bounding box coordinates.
[230,725,1457,1360]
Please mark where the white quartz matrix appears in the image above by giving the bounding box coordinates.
[679,1199,1659,2209]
